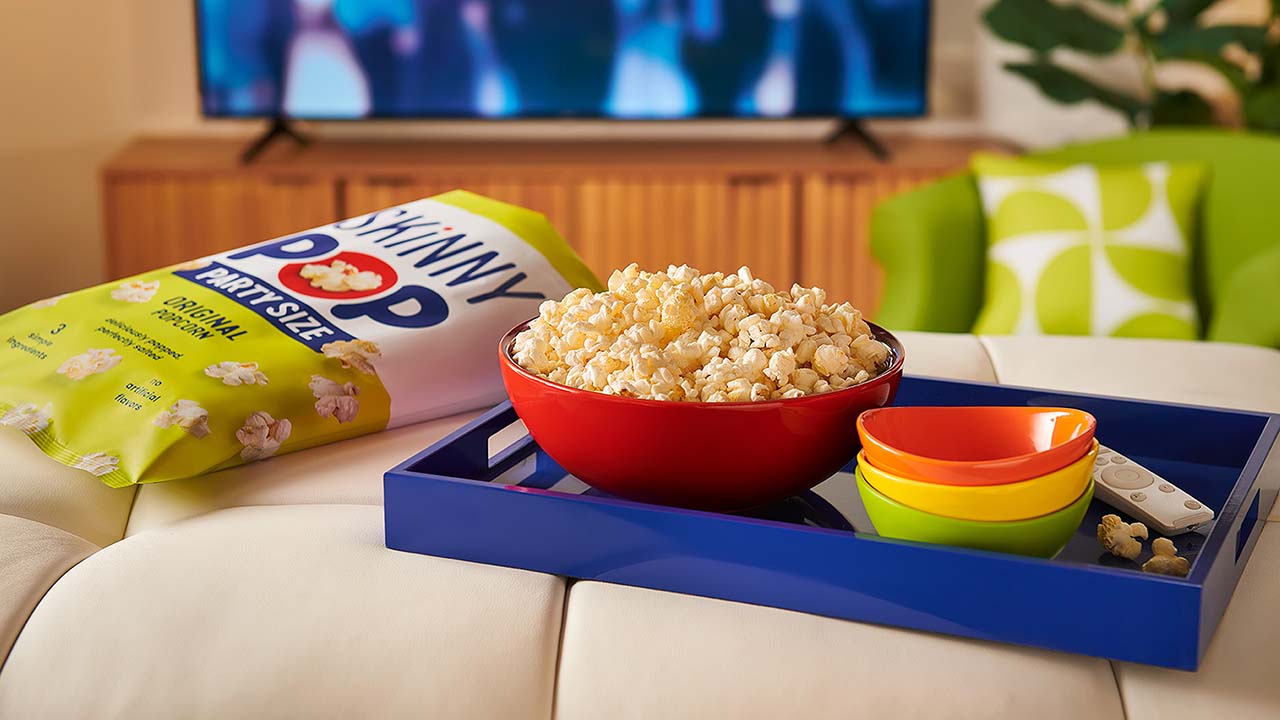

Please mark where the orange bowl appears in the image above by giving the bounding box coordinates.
[499,320,905,511]
[856,406,1096,486]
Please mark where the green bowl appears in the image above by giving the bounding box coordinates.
[856,467,1093,558]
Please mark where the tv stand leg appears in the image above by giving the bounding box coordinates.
[823,119,890,161]
[241,117,310,165]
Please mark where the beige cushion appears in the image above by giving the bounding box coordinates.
[1118,523,1280,720]
[894,330,996,382]
[124,411,480,536]
[979,335,1280,413]
[0,429,134,546]
[554,581,1125,720]
[0,504,564,720]
[0,514,97,666]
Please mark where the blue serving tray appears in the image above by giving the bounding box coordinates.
[384,376,1280,670]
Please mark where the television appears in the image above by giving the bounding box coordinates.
[196,0,930,121]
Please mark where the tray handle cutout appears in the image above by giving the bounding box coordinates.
[1235,491,1262,564]
[487,418,530,467]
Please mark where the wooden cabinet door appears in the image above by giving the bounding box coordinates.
[799,170,947,315]
[103,175,337,279]
[571,174,795,285]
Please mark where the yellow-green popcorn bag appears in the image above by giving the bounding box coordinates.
[0,190,600,487]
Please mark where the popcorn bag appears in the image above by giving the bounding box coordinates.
[0,190,600,487]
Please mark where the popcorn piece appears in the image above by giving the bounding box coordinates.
[511,264,892,402]
[1142,537,1191,577]
[169,258,211,271]
[205,361,269,386]
[300,260,383,292]
[28,293,68,309]
[236,411,292,462]
[58,348,123,380]
[321,339,382,375]
[309,375,360,423]
[153,399,210,438]
[73,452,120,477]
[0,403,53,434]
[110,279,160,303]
[1097,514,1148,560]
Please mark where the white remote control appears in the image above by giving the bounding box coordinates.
[1091,444,1214,536]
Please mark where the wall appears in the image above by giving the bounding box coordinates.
[1,0,976,311]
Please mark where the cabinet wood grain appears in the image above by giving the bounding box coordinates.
[103,136,997,314]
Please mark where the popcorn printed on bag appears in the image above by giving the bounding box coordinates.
[58,348,123,381]
[153,399,211,438]
[169,259,211,271]
[110,280,160,303]
[205,361,269,386]
[309,375,359,423]
[300,260,383,292]
[73,451,120,477]
[236,411,291,461]
[28,294,68,309]
[321,340,381,375]
[1,403,53,435]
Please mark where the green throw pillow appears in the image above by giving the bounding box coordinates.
[971,153,1205,339]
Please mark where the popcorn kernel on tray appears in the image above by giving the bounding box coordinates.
[1143,537,1191,577]
[1097,514,1148,560]
[511,264,892,402]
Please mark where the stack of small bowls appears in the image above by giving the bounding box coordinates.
[854,406,1098,558]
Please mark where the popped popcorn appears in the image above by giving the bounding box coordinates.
[57,348,123,381]
[153,399,211,438]
[1142,537,1191,577]
[300,260,383,292]
[110,279,160,303]
[28,294,67,309]
[204,361,269,386]
[1097,514,1148,560]
[512,264,893,402]
[236,411,292,461]
[309,375,360,423]
[0,403,53,434]
[73,451,120,477]
[321,339,382,375]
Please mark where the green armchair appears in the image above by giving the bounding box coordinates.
[871,129,1280,348]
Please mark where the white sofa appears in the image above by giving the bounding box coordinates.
[2,332,1278,719]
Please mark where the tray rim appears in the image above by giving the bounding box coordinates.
[388,373,1279,589]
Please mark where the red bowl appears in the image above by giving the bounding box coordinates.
[856,406,1097,486]
[498,320,905,511]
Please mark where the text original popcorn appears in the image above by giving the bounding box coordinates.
[513,264,892,402]
[0,191,599,486]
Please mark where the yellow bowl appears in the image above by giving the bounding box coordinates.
[857,440,1098,522]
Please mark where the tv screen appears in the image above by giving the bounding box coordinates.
[197,0,930,120]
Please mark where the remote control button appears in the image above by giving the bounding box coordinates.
[1095,456,1109,467]
[1159,483,1175,493]
[1184,500,1202,510]
[1131,492,1147,502]
[1111,456,1128,464]
[1101,465,1153,490]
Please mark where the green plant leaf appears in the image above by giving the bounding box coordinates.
[1244,86,1280,131]
[1151,90,1216,125]
[984,0,1125,55]
[1151,25,1268,59]
[1003,61,1145,122]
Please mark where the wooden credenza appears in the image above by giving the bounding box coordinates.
[102,136,995,315]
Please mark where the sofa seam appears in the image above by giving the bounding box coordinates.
[548,577,575,720]
[976,335,1002,384]
[1109,659,1129,719]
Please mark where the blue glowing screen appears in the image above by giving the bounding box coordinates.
[197,0,930,119]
